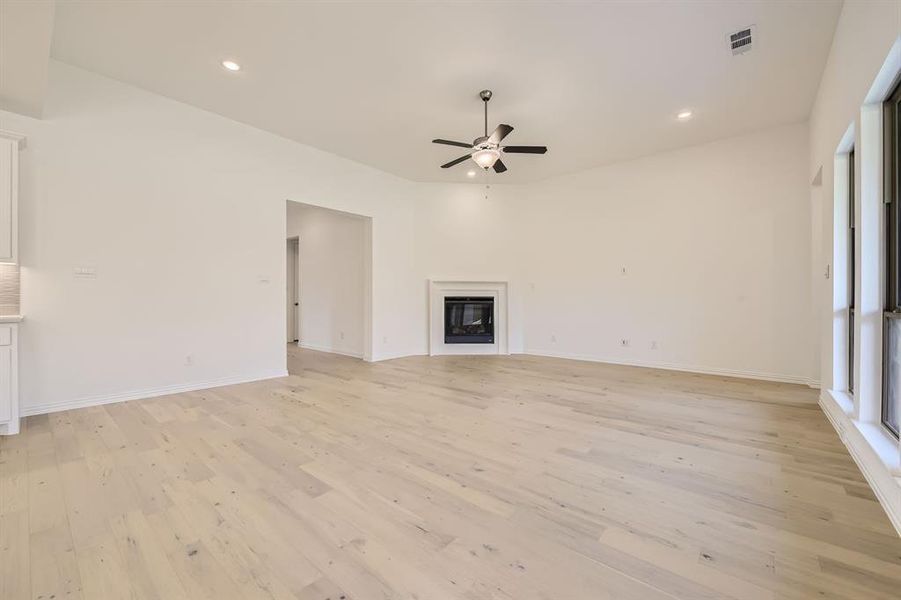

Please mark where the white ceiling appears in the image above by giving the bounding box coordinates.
[48,1,842,183]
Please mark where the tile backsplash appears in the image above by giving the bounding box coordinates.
[0,264,20,316]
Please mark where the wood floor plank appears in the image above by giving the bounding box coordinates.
[75,533,136,600]
[144,507,246,600]
[108,510,191,600]
[29,523,84,600]
[26,448,69,534]
[0,509,29,600]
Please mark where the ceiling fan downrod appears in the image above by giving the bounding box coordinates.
[480,89,492,138]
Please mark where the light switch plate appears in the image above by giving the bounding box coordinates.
[74,266,97,279]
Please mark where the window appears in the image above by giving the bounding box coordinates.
[883,78,901,437]
[849,147,855,394]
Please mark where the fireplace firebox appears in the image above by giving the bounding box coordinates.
[444,296,494,344]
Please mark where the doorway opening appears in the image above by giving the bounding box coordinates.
[286,200,372,372]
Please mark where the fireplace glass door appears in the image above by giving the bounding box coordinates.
[444,297,494,344]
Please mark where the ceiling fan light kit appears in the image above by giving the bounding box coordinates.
[472,148,500,169]
[432,89,547,174]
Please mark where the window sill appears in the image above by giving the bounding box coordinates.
[831,389,854,414]
[826,389,901,476]
[855,421,901,476]
[822,389,901,533]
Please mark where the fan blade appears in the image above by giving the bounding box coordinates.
[502,145,547,154]
[493,159,507,173]
[432,139,472,148]
[440,154,472,169]
[487,124,513,144]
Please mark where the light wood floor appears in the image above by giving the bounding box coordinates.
[2,347,900,599]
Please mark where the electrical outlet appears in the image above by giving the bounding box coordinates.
[620,339,630,347]
[651,340,658,350]
[382,336,388,344]
[185,354,194,366]
[551,334,557,343]
[340,331,345,340]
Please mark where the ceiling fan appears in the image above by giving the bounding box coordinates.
[432,90,547,173]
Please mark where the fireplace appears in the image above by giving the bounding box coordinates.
[429,281,507,355]
[444,296,494,344]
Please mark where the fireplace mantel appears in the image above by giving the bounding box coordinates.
[428,280,509,356]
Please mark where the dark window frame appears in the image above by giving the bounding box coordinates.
[849,147,855,394]
[882,76,901,438]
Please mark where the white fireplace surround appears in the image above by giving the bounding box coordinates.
[429,280,509,356]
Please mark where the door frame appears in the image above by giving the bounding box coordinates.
[287,236,300,344]
[286,199,373,361]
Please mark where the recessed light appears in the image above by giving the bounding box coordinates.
[676,109,693,121]
[467,170,476,178]
[221,60,241,72]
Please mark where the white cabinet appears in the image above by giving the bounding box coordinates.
[0,323,19,435]
[0,131,23,264]
[0,130,23,434]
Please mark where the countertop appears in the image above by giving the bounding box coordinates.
[0,315,24,323]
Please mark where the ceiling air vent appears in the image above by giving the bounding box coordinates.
[728,26,755,56]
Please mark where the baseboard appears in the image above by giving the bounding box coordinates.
[818,391,901,537]
[298,341,363,359]
[370,350,427,362]
[21,370,289,417]
[365,348,817,386]
[522,349,814,385]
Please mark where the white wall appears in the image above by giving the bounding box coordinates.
[806,0,901,534]
[0,61,421,414]
[520,123,813,382]
[810,0,900,393]
[287,202,366,358]
[412,182,526,353]
[415,123,814,383]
